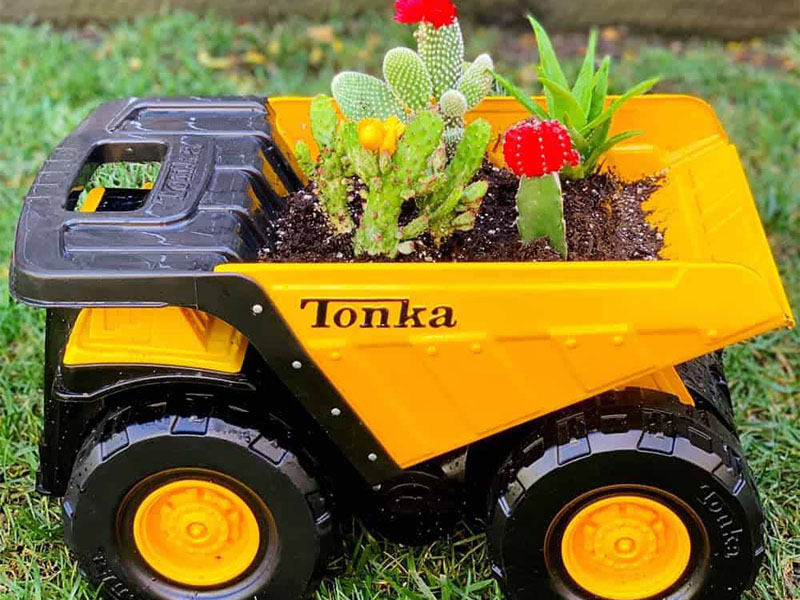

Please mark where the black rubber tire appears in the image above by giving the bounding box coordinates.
[487,388,764,600]
[677,352,737,433]
[63,403,334,600]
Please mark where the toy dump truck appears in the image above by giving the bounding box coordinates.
[10,95,794,600]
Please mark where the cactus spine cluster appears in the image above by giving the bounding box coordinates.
[296,96,492,258]
[331,16,493,154]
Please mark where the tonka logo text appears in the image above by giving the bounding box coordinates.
[300,298,457,329]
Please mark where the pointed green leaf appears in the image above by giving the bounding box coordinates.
[585,117,612,149]
[583,129,643,174]
[584,77,659,132]
[528,15,568,115]
[491,70,550,119]
[572,29,598,113]
[588,56,610,123]
[539,76,587,130]
[527,16,568,88]
[564,122,590,155]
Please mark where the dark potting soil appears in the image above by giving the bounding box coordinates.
[260,164,664,263]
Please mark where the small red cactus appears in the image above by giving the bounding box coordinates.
[503,118,580,178]
[394,0,458,28]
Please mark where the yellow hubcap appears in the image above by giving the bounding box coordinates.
[561,495,692,600]
[132,479,261,587]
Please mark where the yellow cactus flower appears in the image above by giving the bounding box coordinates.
[358,119,385,153]
[380,116,406,155]
[358,117,406,155]
[487,132,506,168]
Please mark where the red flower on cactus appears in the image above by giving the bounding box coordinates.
[503,118,581,178]
[394,0,458,28]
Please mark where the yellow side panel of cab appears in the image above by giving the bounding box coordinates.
[64,307,248,374]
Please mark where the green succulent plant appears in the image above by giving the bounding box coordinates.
[493,16,659,178]
[331,16,493,154]
[295,96,492,258]
[295,96,355,234]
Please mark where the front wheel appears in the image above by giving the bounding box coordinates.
[487,389,764,600]
[64,404,333,600]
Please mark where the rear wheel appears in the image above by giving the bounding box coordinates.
[677,352,736,432]
[487,389,764,600]
[64,404,333,600]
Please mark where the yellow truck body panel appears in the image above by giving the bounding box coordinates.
[217,95,793,467]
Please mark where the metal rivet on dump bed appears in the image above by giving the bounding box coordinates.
[252,304,263,315]
[368,453,378,462]
[292,361,302,370]
[331,408,342,417]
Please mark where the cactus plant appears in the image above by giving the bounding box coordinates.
[332,0,493,153]
[405,118,492,242]
[331,72,405,123]
[493,16,658,178]
[504,118,581,257]
[383,48,433,114]
[296,95,493,257]
[416,22,464,98]
[294,95,355,234]
[346,111,445,256]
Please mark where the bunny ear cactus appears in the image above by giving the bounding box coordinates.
[332,0,494,153]
[504,118,580,257]
[398,0,494,152]
[458,54,495,109]
[416,21,464,98]
[383,48,433,114]
[493,16,658,178]
[395,0,463,95]
[294,95,355,235]
[332,72,404,122]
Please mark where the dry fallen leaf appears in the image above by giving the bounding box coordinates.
[601,26,622,42]
[310,47,324,66]
[307,24,335,44]
[196,49,237,70]
[242,49,268,65]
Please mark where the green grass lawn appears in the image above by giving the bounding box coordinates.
[1,11,799,600]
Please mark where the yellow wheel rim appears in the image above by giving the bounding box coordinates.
[132,479,261,587]
[560,495,692,600]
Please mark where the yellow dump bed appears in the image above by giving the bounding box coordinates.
[218,96,794,468]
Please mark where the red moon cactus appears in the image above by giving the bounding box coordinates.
[394,0,458,28]
[503,118,580,178]
[503,118,579,257]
